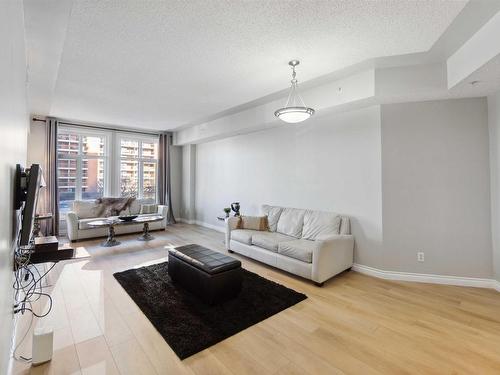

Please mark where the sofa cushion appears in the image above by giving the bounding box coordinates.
[128,198,154,215]
[252,232,295,252]
[73,200,100,219]
[262,205,283,232]
[231,229,257,245]
[339,216,351,235]
[278,239,316,263]
[276,208,306,238]
[140,204,158,214]
[302,210,341,240]
[240,216,268,231]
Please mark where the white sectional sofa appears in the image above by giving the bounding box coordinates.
[225,205,354,285]
[66,198,168,242]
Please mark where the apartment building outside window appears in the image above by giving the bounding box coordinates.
[119,137,158,200]
[57,130,108,220]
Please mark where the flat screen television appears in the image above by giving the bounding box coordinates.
[15,164,43,247]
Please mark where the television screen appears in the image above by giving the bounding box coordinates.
[18,164,42,247]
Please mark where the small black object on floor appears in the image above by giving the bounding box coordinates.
[113,261,307,359]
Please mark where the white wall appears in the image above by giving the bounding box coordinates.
[27,121,46,169]
[488,91,500,281]
[194,106,383,265]
[381,98,492,278]
[0,0,28,372]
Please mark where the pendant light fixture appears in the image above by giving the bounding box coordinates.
[274,60,315,123]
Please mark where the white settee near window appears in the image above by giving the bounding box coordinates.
[66,198,168,241]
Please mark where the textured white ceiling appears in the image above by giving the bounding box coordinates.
[26,0,467,130]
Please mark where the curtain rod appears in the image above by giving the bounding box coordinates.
[32,117,169,137]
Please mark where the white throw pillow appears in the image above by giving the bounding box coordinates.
[129,198,153,214]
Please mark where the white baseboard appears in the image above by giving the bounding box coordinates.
[177,218,196,225]
[177,220,500,292]
[352,263,499,291]
[493,280,500,292]
[177,218,225,233]
[194,220,225,233]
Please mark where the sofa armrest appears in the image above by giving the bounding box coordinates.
[225,217,240,249]
[312,235,354,283]
[158,205,168,227]
[66,211,79,241]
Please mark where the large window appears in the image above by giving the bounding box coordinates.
[119,137,158,199]
[56,126,159,232]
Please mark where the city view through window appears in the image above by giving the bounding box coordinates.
[120,139,157,200]
[57,128,159,231]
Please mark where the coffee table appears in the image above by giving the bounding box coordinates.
[87,215,164,247]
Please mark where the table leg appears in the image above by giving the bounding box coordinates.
[102,224,120,247]
[138,222,154,241]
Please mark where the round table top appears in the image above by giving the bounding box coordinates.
[87,215,164,228]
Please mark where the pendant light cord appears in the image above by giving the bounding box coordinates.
[284,64,306,108]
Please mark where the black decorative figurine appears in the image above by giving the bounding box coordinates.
[231,202,241,217]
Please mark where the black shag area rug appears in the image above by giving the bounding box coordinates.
[113,261,306,359]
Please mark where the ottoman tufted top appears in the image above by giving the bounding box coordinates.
[169,244,241,275]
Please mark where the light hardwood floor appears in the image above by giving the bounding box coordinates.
[10,223,500,375]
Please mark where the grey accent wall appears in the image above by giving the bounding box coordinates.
[0,0,28,372]
[381,98,492,278]
[488,91,500,281]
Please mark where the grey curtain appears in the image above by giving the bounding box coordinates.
[42,117,59,236]
[158,132,176,224]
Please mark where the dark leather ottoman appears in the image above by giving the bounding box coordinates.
[168,244,242,305]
